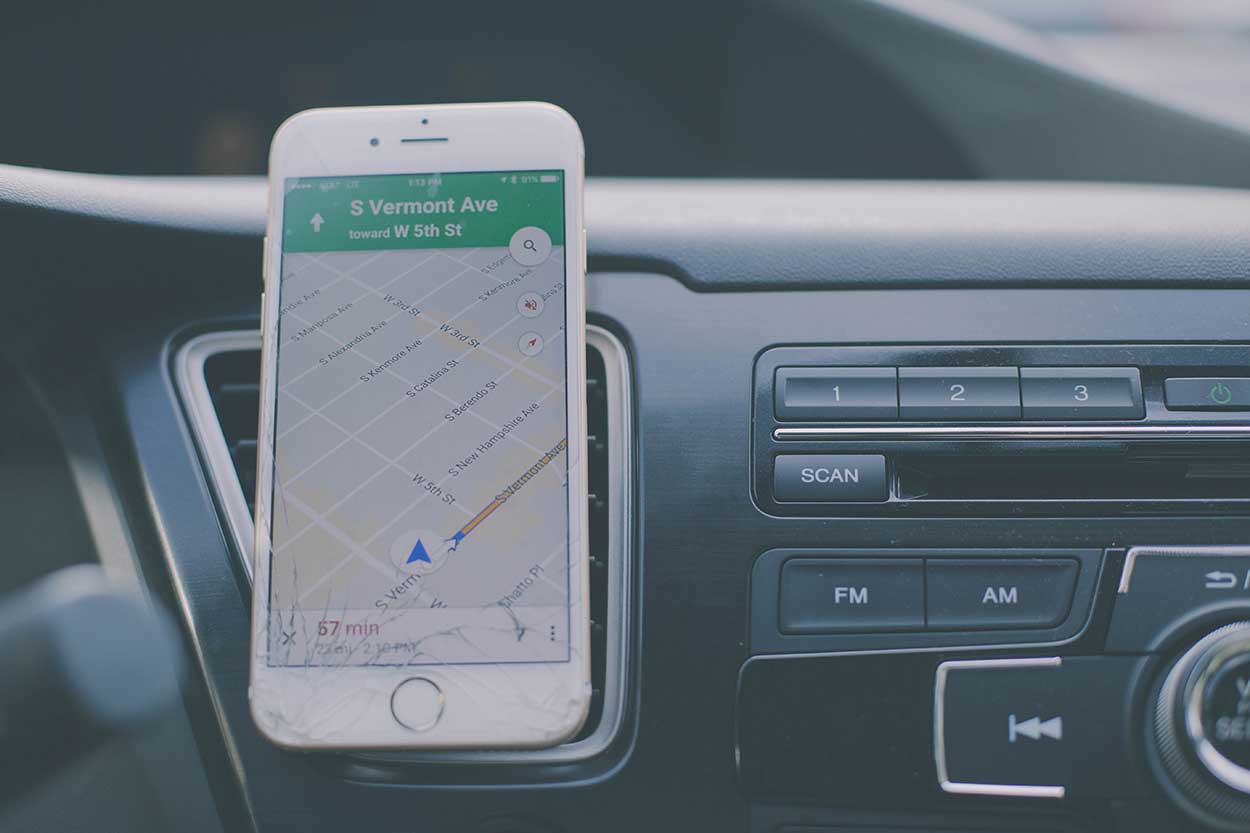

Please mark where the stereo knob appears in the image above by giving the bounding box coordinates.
[1152,621,1250,830]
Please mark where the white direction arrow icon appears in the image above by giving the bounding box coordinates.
[1205,570,1238,590]
[1008,714,1063,743]
[310,213,325,233]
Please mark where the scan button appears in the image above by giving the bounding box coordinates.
[773,454,888,502]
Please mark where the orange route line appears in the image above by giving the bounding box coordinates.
[460,497,503,537]
[445,438,567,551]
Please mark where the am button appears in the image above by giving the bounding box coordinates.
[927,559,1079,630]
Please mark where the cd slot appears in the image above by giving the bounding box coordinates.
[894,443,1250,503]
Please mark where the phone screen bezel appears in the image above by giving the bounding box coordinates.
[250,103,589,751]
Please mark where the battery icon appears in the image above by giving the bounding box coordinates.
[540,174,560,183]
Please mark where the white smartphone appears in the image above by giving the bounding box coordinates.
[249,103,590,750]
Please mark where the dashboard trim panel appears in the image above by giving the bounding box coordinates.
[776,425,1250,441]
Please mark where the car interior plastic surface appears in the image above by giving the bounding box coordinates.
[2,2,1250,827]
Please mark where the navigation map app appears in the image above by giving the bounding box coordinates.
[268,171,570,667]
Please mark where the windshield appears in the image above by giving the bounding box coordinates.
[958,0,1250,129]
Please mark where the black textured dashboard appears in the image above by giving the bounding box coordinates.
[4,165,1250,289]
[0,152,1245,825]
[4,4,1250,812]
[1,162,1248,832]
[6,1,1250,829]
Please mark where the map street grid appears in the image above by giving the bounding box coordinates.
[268,233,572,667]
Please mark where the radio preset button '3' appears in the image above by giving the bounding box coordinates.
[1020,367,1143,420]
[773,454,888,503]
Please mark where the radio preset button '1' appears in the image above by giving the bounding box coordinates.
[774,367,899,420]
[773,454,888,502]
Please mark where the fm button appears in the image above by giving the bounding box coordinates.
[773,454,888,503]
[780,558,923,633]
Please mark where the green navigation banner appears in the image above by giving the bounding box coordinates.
[282,170,565,253]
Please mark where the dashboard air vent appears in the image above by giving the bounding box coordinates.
[176,327,631,768]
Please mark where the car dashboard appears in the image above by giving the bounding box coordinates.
[2,3,1250,833]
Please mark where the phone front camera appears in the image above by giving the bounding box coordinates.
[369,137,380,147]
[421,118,429,125]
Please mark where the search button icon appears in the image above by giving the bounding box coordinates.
[510,227,552,266]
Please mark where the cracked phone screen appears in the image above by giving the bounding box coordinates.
[266,170,571,671]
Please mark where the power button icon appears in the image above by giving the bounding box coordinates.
[1210,382,1234,406]
[1166,377,1247,411]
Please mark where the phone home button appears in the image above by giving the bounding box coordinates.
[390,677,444,732]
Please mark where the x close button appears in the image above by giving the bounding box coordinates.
[935,656,1145,799]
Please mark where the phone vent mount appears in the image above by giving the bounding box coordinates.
[174,326,634,772]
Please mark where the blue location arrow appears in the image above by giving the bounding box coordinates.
[406,539,432,564]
